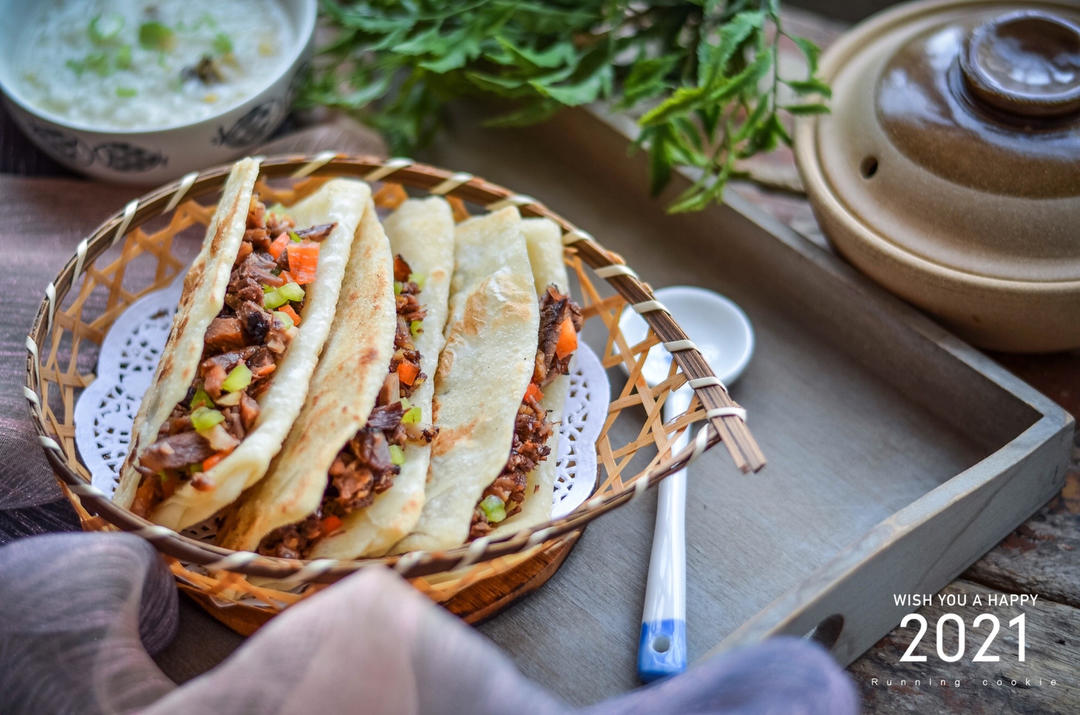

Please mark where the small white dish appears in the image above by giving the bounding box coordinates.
[0,0,315,185]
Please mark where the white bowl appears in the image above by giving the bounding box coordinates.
[0,0,316,185]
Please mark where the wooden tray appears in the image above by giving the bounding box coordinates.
[413,107,1074,704]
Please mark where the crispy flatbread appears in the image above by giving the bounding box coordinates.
[117,170,371,531]
[310,197,455,558]
[489,217,569,538]
[392,207,538,552]
[214,193,397,550]
[217,190,397,550]
[115,158,260,511]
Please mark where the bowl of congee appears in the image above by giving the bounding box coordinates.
[0,0,315,184]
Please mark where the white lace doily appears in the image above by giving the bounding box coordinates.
[74,276,610,537]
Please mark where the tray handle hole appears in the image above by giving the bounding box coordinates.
[860,156,879,179]
[651,635,671,653]
[805,613,844,650]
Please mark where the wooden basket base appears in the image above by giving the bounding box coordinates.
[181,530,582,636]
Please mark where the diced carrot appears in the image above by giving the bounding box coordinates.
[278,270,294,284]
[279,303,301,326]
[525,382,544,402]
[320,514,343,534]
[286,242,320,285]
[268,233,290,260]
[252,363,276,378]
[397,360,419,386]
[202,449,233,472]
[555,317,578,359]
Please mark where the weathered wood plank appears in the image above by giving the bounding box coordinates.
[849,580,1080,714]
[964,468,1080,610]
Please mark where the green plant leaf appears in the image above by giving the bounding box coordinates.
[301,0,830,214]
[782,102,830,115]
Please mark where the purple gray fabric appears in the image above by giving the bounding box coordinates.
[0,533,856,715]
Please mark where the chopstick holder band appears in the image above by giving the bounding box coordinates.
[562,228,594,246]
[486,194,538,211]
[205,551,257,572]
[132,525,174,540]
[707,407,747,421]
[688,375,729,394]
[291,150,338,178]
[595,264,639,280]
[272,558,336,589]
[165,171,199,212]
[684,407,747,468]
[110,200,139,248]
[394,551,424,575]
[632,300,667,314]
[44,282,56,335]
[364,157,413,182]
[73,238,90,280]
[662,339,696,352]
[430,172,474,195]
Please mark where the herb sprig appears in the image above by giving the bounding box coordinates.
[300,0,829,212]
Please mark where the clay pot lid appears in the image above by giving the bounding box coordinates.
[798,0,1080,283]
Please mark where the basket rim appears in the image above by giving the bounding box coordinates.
[24,152,762,582]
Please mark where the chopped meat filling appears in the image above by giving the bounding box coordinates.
[534,284,584,388]
[257,255,435,558]
[470,286,582,540]
[130,196,331,518]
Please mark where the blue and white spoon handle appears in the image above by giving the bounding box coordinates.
[637,385,690,682]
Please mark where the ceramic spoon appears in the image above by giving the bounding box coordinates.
[618,286,754,682]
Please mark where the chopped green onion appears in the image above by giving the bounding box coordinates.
[410,319,423,337]
[401,406,422,424]
[114,44,132,70]
[222,363,252,393]
[67,53,112,77]
[267,202,286,216]
[116,87,137,98]
[479,495,507,523]
[138,21,176,52]
[262,288,287,310]
[89,13,124,45]
[190,406,225,432]
[262,284,275,293]
[278,282,305,302]
[158,471,169,483]
[399,396,412,411]
[388,444,405,466]
[212,32,233,55]
[87,52,111,75]
[190,387,214,410]
[408,272,426,290]
[393,281,402,296]
[289,230,301,242]
[272,310,294,330]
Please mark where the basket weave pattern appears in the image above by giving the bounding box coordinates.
[24,154,763,614]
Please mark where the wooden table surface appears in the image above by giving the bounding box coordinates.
[1,7,1077,713]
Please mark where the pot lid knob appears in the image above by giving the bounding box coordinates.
[960,10,1080,118]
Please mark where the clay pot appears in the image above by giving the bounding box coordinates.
[795,0,1080,352]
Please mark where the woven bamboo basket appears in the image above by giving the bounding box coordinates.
[24,153,764,633]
